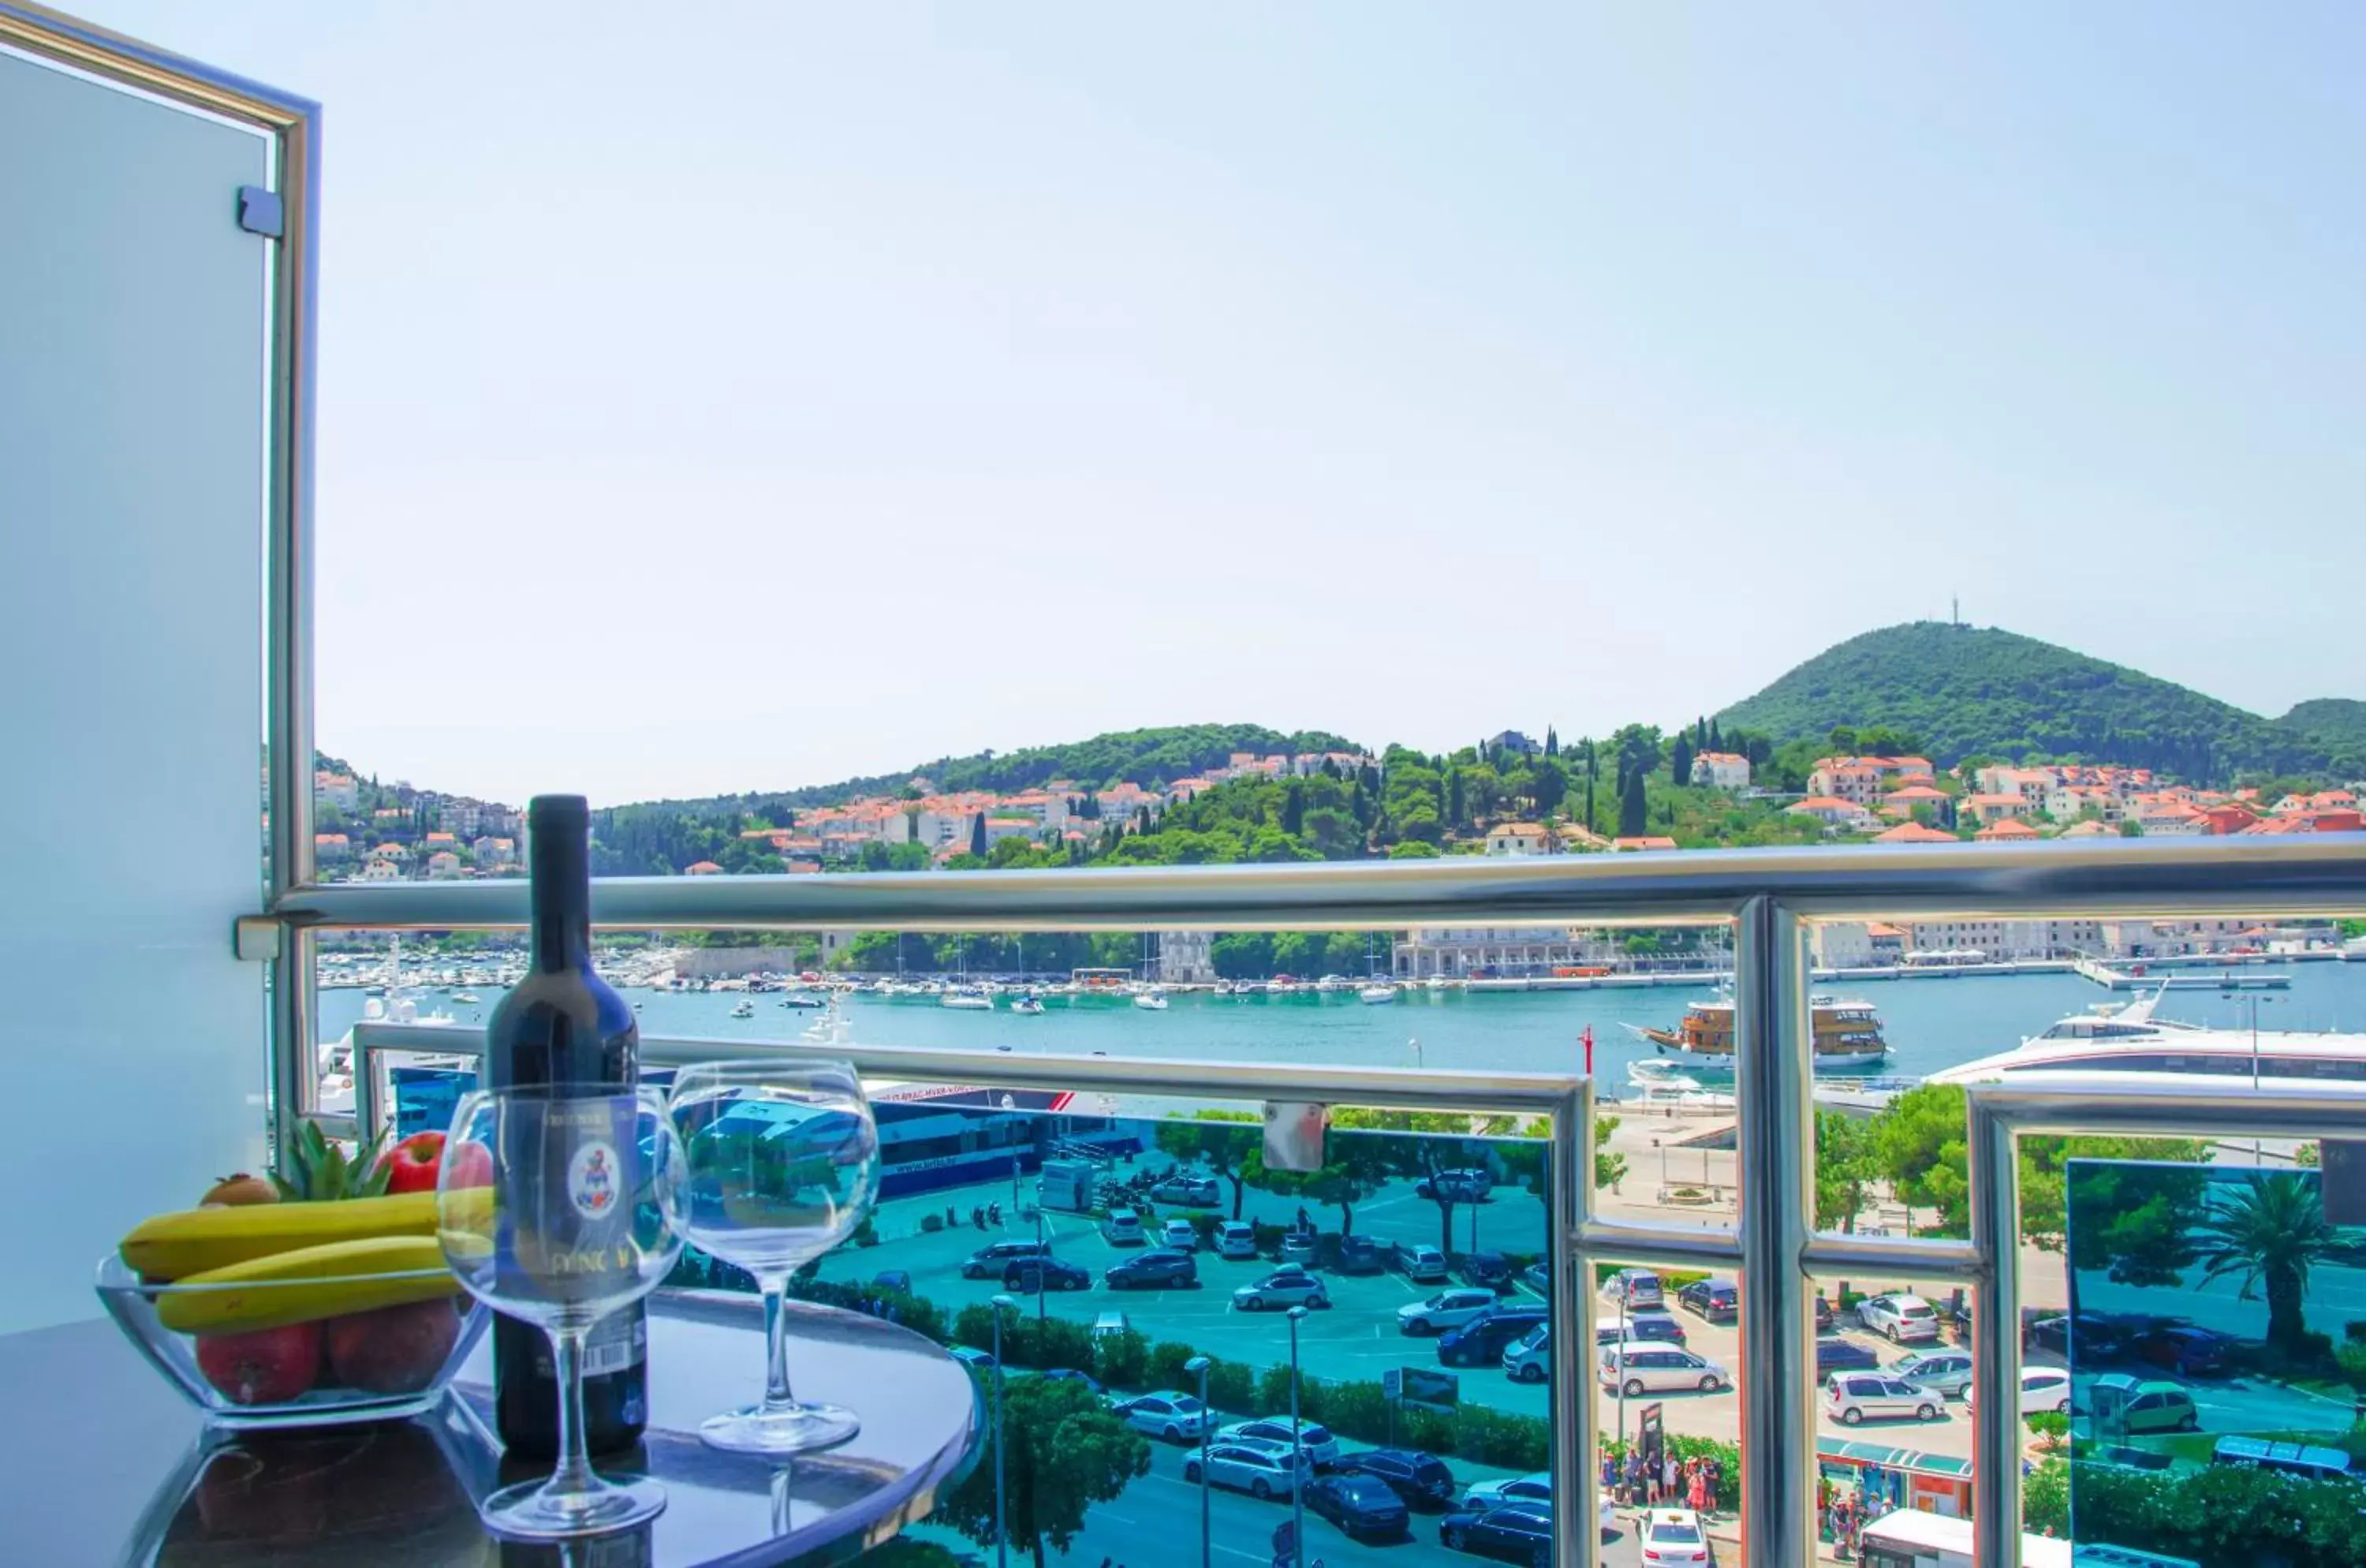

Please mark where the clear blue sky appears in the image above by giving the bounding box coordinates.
[84,3,2366,804]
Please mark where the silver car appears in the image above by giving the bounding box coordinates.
[1597,1345,1728,1396]
[1183,1439,1311,1501]
[1890,1350,1974,1400]
[1233,1267,1330,1312]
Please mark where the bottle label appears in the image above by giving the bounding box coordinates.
[528,1310,646,1379]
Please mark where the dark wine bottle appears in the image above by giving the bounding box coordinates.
[485,793,647,1459]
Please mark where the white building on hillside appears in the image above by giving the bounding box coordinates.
[1689,752,1752,791]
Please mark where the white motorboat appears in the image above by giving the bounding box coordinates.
[729,1000,756,1018]
[451,991,481,1005]
[1011,995,1046,1015]
[1133,987,1170,1011]
[780,992,826,1009]
[1358,984,1397,1004]
[800,999,854,1044]
[942,991,995,1010]
[1929,985,2366,1094]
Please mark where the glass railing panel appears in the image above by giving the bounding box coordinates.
[1589,1256,1745,1565]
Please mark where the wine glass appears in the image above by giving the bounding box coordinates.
[667,1059,880,1453]
[438,1086,687,1539]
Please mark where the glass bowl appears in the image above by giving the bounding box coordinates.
[95,1255,487,1428]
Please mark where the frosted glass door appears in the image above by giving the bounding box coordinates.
[0,48,275,1332]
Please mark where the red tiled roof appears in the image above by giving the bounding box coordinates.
[1875,822,1958,843]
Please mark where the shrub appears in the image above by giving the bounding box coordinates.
[1206,1359,1258,1413]
[2345,1319,2366,1346]
[1148,1340,1200,1391]
[853,1219,880,1248]
[1448,1404,1551,1470]
[1251,1220,1288,1253]
[1316,1380,1396,1446]
[2336,1341,2366,1391]
[1095,1327,1151,1388]
[920,1212,945,1234]
[1189,1213,1222,1246]
[2025,1411,2070,1444]
[1660,1270,1709,1291]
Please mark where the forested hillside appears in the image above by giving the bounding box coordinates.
[1717,622,2327,778]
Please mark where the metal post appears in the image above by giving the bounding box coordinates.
[1188,1355,1212,1568]
[1287,1307,1308,1567]
[1036,1209,1049,1326]
[1734,896,1815,1568]
[1551,1083,1590,1568]
[1965,1097,2020,1568]
[992,1294,1016,1568]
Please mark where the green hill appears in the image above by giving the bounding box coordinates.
[1715,622,2326,779]
[2276,700,2366,775]
[636,723,1364,815]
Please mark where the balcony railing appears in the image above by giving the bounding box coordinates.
[256,837,2366,1568]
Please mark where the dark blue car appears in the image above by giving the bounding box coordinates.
[1817,1338,1880,1376]
[1440,1503,1553,1568]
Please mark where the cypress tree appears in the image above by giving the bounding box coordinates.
[968,812,987,857]
[1671,733,1696,789]
[1544,727,1559,758]
[1447,768,1466,826]
[1708,719,1723,752]
[1619,770,1648,838]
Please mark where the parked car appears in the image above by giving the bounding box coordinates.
[2086,1375,2200,1435]
[1815,1296,1835,1334]
[2028,1312,2125,1361]
[1159,1218,1200,1250]
[1826,1372,1942,1425]
[1233,1267,1330,1312]
[1816,1338,1882,1376]
[1215,1220,1259,1260]
[1417,1168,1495,1202]
[1965,1366,2073,1417]
[1218,1418,1341,1469]
[871,1270,913,1295]
[1280,1229,1319,1266]
[1439,1503,1553,1567]
[1458,1251,1513,1291]
[1607,1309,1688,1347]
[1599,1269,1665,1311]
[1502,1324,1551,1383]
[1004,1256,1091,1293]
[1118,1391,1215,1442]
[1439,1305,1550,1367]
[1888,1350,1975,1400]
[1151,1173,1222,1207]
[961,1239,1049,1279]
[1396,1243,1450,1283]
[1103,1208,1148,1246]
[1181,1439,1310,1500]
[1521,1260,1552,1296]
[1461,1473,1552,1510]
[1092,1310,1132,1342]
[1637,1507,1711,1567]
[1676,1277,1740,1324]
[1398,1288,1503,1337]
[1857,1294,1942,1345]
[2134,1326,2230,1377]
[1336,1234,1384,1275]
[1333,1447,1459,1510]
[949,1346,998,1375]
[1104,1249,1198,1290]
[1598,1345,1729,1396]
[1306,1473,1411,1540]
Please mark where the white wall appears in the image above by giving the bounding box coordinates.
[0,49,276,1331]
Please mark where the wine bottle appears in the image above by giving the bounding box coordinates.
[485,793,647,1459]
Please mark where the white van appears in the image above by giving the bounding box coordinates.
[1857,1509,2071,1568]
[1215,1221,1259,1260]
[1596,1344,1728,1396]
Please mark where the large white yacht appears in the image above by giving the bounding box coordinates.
[1929,987,2366,1092]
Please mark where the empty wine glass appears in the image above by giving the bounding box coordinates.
[438,1086,687,1539]
[667,1059,880,1453]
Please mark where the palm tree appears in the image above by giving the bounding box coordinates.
[2191,1171,2337,1355]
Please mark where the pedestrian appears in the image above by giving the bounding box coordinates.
[1600,1450,1617,1492]
[1688,1465,1708,1515]
[1663,1450,1680,1505]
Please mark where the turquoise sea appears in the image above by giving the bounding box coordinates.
[319,961,2366,1089]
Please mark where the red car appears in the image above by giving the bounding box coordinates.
[2134,1327,2229,1377]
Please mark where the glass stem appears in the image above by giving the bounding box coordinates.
[763,1278,798,1413]
[547,1324,603,1503]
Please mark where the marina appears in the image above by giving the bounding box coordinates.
[316,952,2366,1114]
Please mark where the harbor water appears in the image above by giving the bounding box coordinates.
[320,961,2366,1092]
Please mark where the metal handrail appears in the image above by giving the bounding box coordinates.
[273,835,2366,931]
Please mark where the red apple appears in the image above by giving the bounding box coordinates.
[196,1322,322,1406]
[326,1297,462,1394]
[442,1137,494,1190]
[375,1129,447,1194]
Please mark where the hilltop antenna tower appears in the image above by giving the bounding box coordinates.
[1951,594,1961,627]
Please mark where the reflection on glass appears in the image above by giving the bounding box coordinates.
[2056,1159,2366,1568]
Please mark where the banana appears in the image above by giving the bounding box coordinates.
[155,1236,458,1334]
[121,1190,439,1280]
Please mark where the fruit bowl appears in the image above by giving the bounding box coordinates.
[95,1255,487,1429]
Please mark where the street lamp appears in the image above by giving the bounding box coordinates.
[991,1293,1017,1568]
[1036,1208,1049,1325]
[1286,1306,1309,1568]
[1185,1354,1213,1568]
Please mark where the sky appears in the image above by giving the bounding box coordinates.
[80,3,2366,805]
